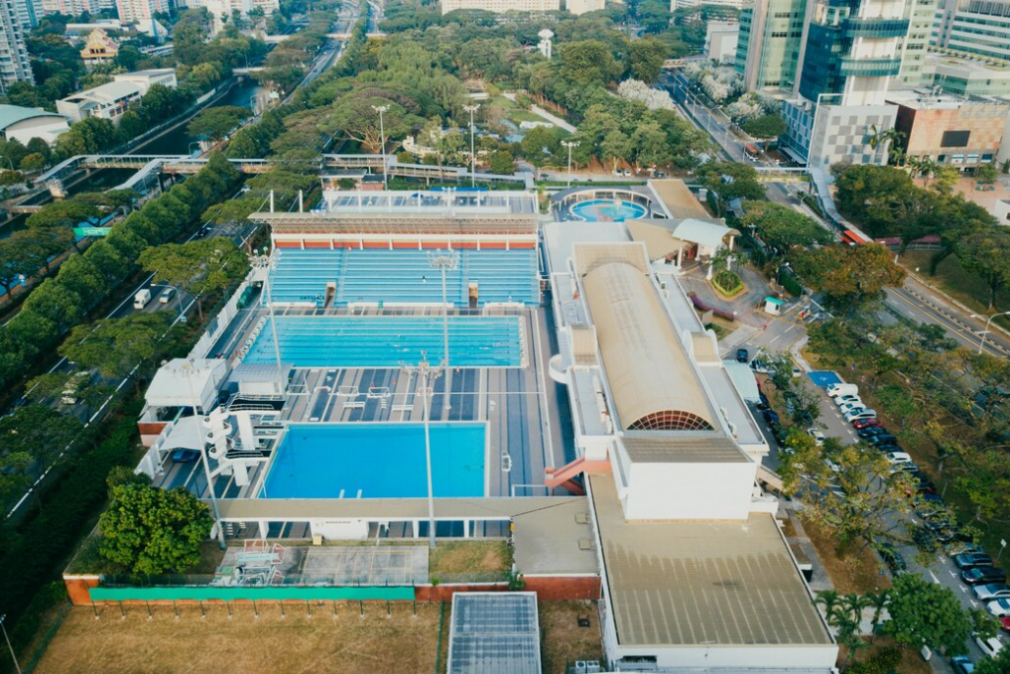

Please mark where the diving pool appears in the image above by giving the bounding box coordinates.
[243,315,523,368]
[261,423,486,499]
[570,199,647,222]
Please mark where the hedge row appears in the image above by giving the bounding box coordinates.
[0,153,242,390]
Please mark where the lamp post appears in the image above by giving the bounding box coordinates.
[0,614,21,674]
[972,311,1010,355]
[463,104,480,187]
[562,140,579,188]
[428,251,458,414]
[401,357,442,548]
[371,105,389,188]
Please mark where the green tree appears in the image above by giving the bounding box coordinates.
[884,573,977,655]
[58,312,177,381]
[627,38,667,83]
[933,165,960,194]
[0,405,83,504]
[187,105,251,143]
[99,484,213,574]
[974,647,1010,674]
[520,126,560,178]
[19,152,46,173]
[489,149,515,174]
[739,201,832,251]
[137,237,251,319]
[695,161,766,215]
[326,96,415,152]
[789,244,906,306]
[874,384,921,429]
[741,114,787,140]
[956,227,1010,310]
[631,121,672,171]
[977,162,998,186]
[601,129,633,174]
[558,40,621,85]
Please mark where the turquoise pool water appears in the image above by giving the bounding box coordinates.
[244,315,523,368]
[570,199,647,222]
[261,423,486,499]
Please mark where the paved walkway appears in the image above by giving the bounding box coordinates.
[502,93,577,133]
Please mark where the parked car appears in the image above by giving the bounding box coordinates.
[834,394,862,407]
[986,598,1010,617]
[845,409,877,422]
[893,461,920,473]
[949,656,974,674]
[763,409,780,425]
[757,392,770,410]
[807,428,826,446]
[948,542,985,557]
[913,527,939,553]
[1000,615,1010,633]
[839,402,867,415]
[852,418,880,430]
[955,552,995,570]
[171,449,200,463]
[858,426,889,439]
[963,567,1008,585]
[750,359,771,374]
[867,434,899,447]
[975,633,1005,659]
[973,583,1010,601]
[886,451,913,464]
[827,383,859,397]
[736,348,749,363]
[875,543,906,573]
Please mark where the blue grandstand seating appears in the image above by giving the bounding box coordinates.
[268,248,539,306]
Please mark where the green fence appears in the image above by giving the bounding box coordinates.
[89,586,415,602]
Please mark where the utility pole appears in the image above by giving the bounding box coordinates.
[562,140,579,188]
[371,104,389,188]
[0,615,20,674]
[463,104,480,187]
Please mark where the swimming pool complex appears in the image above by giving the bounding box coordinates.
[570,199,648,222]
[243,315,523,368]
[261,423,486,499]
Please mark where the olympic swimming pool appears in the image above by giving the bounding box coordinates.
[570,199,648,222]
[260,423,486,499]
[242,315,523,368]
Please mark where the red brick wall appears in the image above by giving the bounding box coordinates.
[414,576,600,602]
[64,576,100,605]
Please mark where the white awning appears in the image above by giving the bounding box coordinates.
[160,415,207,451]
[670,218,739,250]
[145,358,228,412]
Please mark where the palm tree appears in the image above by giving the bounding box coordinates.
[867,125,906,166]
[835,593,871,664]
[864,589,890,643]
[814,589,840,622]
[907,156,938,186]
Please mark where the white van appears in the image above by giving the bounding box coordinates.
[827,383,858,398]
[975,634,1004,659]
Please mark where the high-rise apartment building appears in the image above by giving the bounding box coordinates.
[735,0,807,91]
[116,0,168,25]
[933,0,1010,61]
[0,0,35,89]
[896,0,936,86]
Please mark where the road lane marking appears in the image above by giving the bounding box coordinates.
[929,571,940,584]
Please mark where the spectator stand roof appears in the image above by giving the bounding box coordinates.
[448,592,542,674]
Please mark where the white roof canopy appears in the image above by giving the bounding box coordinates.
[146,358,228,412]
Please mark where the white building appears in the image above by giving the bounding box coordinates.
[567,0,603,14]
[116,0,168,25]
[706,19,740,63]
[672,0,745,10]
[542,180,837,672]
[0,0,34,87]
[57,70,175,124]
[441,0,559,13]
[0,104,70,145]
[933,0,1010,62]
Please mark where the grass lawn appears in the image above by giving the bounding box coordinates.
[899,250,1010,327]
[428,540,510,579]
[34,602,442,674]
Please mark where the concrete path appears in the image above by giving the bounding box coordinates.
[502,92,577,133]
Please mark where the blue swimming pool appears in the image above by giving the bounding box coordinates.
[261,423,486,499]
[243,315,523,368]
[570,199,648,222]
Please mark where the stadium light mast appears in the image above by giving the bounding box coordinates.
[428,251,459,414]
[371,105,389,188]
[401,356,441,548]
[562,140,580,188]
[463,104,480,187]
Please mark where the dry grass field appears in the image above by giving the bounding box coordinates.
[32,599,602,674]
[34,601,442,674]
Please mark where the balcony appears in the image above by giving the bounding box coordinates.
[839,56,902,76]
[842,17,909,38]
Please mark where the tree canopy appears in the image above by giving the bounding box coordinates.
[790,244,906,306]
[99,483,213,574]
[739,201,833,252]
[884,573,991,655]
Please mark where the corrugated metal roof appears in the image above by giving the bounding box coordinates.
[649,179,712,219]
[576,245,717,431]
[0,104,64,131]
[448,593,542,674]
[589,474,833,647]
[621,433,751,464]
